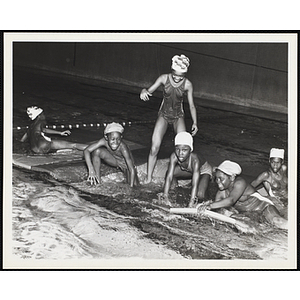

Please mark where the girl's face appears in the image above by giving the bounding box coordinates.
[270,157,283,173]
[106,131,122,150]
[171,70,186,83]
[175,145,191,163]
[215,170,232,191]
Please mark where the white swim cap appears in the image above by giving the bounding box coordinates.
[104,122,124,135]
[174,131,193,152]
[27,106,43,120]
[217,160,242,176]
[171,54,190,73]
[270,148,284,159]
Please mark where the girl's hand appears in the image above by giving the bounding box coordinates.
[188,196,198,208]
[196,200,212,214]
[191,124,198,136]
[61,130,71,136]
[140,88,152,101]
[87,171,100,185]
[157,192,173,207]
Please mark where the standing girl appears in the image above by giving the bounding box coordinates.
[140,54,198,183]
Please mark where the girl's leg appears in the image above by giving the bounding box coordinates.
[92,148,118,178]
[146,116,168,183]
[51,140,88,151]
[35,140,52,154]
[263,205,288,230]
[130,167,140,186]
[173,117,186,134]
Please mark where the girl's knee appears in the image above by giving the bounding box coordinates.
[92,148,104,158]
[150,144,160,156]
[263,205,288,228]
[272,217,288,230]
[37,141,51,153]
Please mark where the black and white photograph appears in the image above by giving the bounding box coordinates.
[3,32,297,269]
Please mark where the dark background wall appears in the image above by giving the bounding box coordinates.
[13,42,288,113]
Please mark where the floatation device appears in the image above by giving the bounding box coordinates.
[170,207,257,234]
[13,120,156,131]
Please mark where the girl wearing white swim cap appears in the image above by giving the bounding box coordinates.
[139,54,198,184]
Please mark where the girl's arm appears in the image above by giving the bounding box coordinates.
[251,171,275,196]
[189,159,200,207]
[185,80,198,136]
[263,182,275,197]
[43,128,71,136]
[121,144,136,188]
[251,171,269,188]
[84,139,106,183]
[163,153,177,197]
[210,179,247,209]
[20,132,28,142]
[140,74,167,101]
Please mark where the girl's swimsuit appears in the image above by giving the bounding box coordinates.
[28,116,52,154]
[105,143,136,173]
[178,155,213,178]
[267,172,287,192]
[158,74,186,124]
[233,192,274,213]
[233,192,286,225]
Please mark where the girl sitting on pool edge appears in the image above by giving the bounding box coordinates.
[21,106,88,154]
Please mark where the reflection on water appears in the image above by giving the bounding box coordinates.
[11,166,288,261]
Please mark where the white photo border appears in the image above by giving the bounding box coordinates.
[3,32,298,270]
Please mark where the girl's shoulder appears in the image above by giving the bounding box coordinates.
[190,152,199,162]
[159,73,169,82]
[31,117,46,129]
[234,176,247,186]
[260,170,271,178]
[119,140,128,149]
[184,78,192,89]
[169,152,179,164]
[119,141,131,153]
[191,152,204,165]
